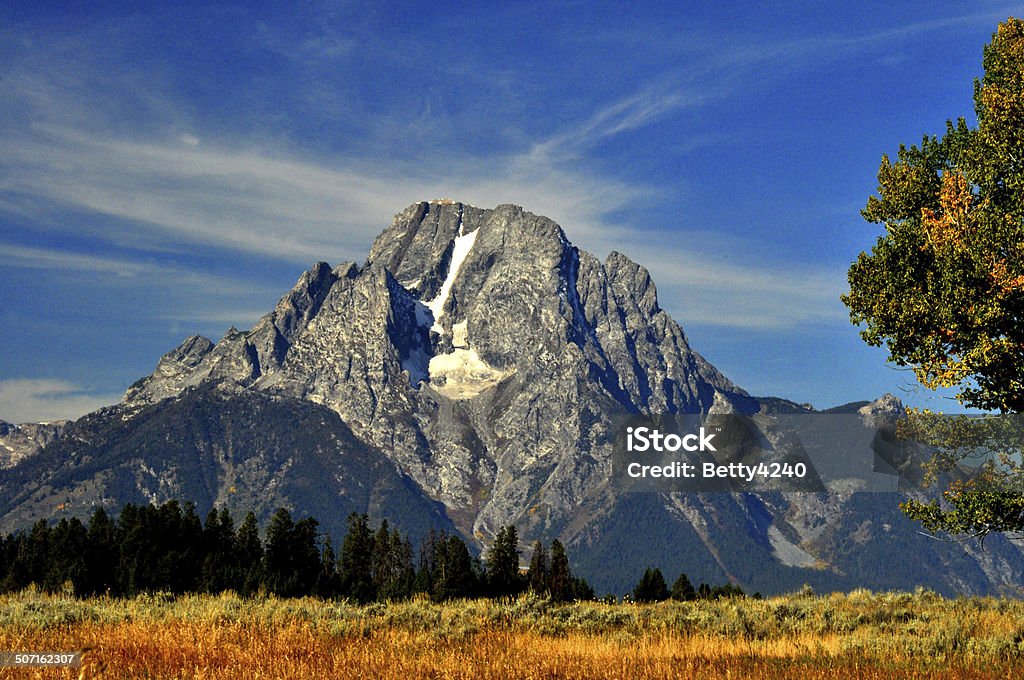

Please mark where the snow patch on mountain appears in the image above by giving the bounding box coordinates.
[424,222,478,336]
[451,320,469,349]
[402,347,430,385]
[428,347,510,400]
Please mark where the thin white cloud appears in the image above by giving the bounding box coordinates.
[0,242,283,338]
[0,8,924,340]
[0,379,120,424]
[2,243,155,277]
[627,245,848,329]
[527,82,707,160]
[2,127,389,261]
[0,117,839,332]
[1,122,650,265]
[1,242,281,296]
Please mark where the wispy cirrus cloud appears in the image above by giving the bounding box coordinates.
[622,243,847,329]
[1,4,982,343]
[3,242,159,277]
[0,241,283,336]
[0,379,121,424]
[1,242,282,296]
[0,106,839,332]
[1,123,638,263]
[526,81,709,161]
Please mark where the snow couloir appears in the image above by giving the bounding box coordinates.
[406,217,511,399]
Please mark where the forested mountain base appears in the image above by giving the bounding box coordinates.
[0,501,599,603]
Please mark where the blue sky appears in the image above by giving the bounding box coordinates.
[0,2,1018,423]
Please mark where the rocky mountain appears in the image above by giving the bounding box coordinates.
[3,200,1024,596]
[0,420,67,469]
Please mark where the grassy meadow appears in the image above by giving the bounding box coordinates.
[1,588,1023,678]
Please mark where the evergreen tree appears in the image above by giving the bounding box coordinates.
[0,534,11,592]
[671,571,697,601]
[632,567,670,603]
[372,523,414,601]
[1,532,29,592]
[261,509,321,597]
[85,507,118,595]
[25,519,51,588]
[263,508,296,595]
[413,529,444,597]
[235,511,264,596]
[710,583,746,599]
[370,520,392,597]
[117,503,152,594]
[486,525,522,598]
[46,517,88,594]
[548,539,573,602]
[175,502,204,593]
[572,576,595,601]
[437,534,476,600]
[314,536,340,598]
[201,507,236,593]
[290,517,322,597]
[0,500,592,602]
[152,501,182,590]
[391,533,416,600]
[338,513,374,603]
[527,540,549,595]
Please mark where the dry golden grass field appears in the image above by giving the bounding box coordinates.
[1,588,1023,679]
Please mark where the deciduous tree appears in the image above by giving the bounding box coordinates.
[844,18,1024,537]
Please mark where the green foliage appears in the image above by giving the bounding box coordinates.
[844,17,1024,539]
[262,508,296,596]
[234,511,264,596]
[84,507,117,595]
[526,540,549,595]
[338,513,375,603]
[709,583,747,599]
[438,535,477,601]
[632,567,669,603]
[572,576,595,601]
[200,508,236,594]
[525,538,590,602]
[548,539,573,602]
[370,520,415,601]
[896,410,1024,539]
[0,500,593,605]
[671,571,697,601]
[843,18,1024,413]
[486,525,524,598]
[414,528,479,602]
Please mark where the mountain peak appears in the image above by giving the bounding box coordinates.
[117,200,744,538]
[5,200,1022,597]
[125,201,740,419]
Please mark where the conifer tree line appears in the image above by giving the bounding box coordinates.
[629,567,754,603]
[0,501,595,601]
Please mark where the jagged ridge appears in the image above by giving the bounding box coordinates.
[5,201,1024,596]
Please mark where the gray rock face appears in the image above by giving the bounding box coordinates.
[120,201,745,541]
[11,199,1024,595]
[0,384,452,543]
[858,392,905,429]
[0,420,67,468]
[124,262,343,406]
